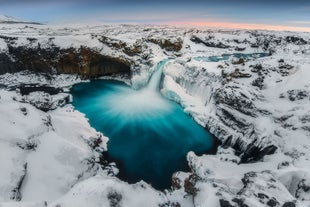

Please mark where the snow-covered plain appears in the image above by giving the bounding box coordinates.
[0,22,310,207]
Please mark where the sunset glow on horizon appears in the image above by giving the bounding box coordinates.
[166,21,310,32]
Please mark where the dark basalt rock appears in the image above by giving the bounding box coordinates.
[285,36,308,45]
[279,64,294,70]
[251,44,259,48]
[267,198,279,207]
[219,199,234,207]
[250,64,263,73]
[252,76,265,89]
[190,36,229,49]
[107,191,122,207]
[222,135,277,163]
[20,107,28,115]
[257,193,269,199]
[97,35,143,56]
[229,69,251,78]
[0,35,18,44]
[147,38,183,52]
[279,90,310,101]
[10,163,27,201]
[123,43,143,56]
[184,174,199,196]
[287,90,309,101]
[235,47,246,51]
[231,198,249,207]
[278,64,294,77]
[18,92,71,112]
[295,179,310,199]
[214,85,257,117]
[222,136,244,154]
[58,47,131,78]
[240,144,277,163]
[282,202,296,207]
[16,140,38,151]
[171,174,182,190]
[216,107,251,130]
[159,202,181,207]
[0,53,18,73]
[232,58,245,65]
[84,134,117,177]
[0,46,131,78]
[18,84,63,96]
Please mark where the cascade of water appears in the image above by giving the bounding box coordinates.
[146,59,169,91]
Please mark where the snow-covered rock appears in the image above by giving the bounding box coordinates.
[0,23,309,206]
[0,89,109,203]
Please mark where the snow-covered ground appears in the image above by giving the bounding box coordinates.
[0,22,310,206]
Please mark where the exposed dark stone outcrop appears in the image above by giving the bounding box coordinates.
[190,36,229,49]
[229,69,251,78]
[222,136,277,163]
[18,84,63,96]
[18,92,71,112]
[184,174,199,196]
[57,47,131,78]
[282,202,296,207]
[232,58,245,65]
[214,85,257,117]
[267,198,279,207]
[10,163,27,201]
[295,179,310,199]
[107,191,122,207]
[16,140,38,151]
[231,198,249,207]
[235,47,246,51]
[285,36,307,45]
[0,53,18,73]
[97,35,143,56]
[219,199,234,207]
[286,90,309,101]
[278,64,294,77]
[216,107,251,130]
[0,46,131,78]
[148,38,183,52]
[252,76,265,89]
[171,173,182,190]
[240,144,277,163]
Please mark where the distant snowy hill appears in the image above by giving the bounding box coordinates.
[0,14,40,24]
[0,14,19,22]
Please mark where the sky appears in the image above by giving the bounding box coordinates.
[0,0,310,31]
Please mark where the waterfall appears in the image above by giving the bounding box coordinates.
[147,59,169,91]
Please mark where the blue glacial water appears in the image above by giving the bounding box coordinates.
[194,52,270,62]
[71,61,214,190]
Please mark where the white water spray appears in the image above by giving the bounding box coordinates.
[103,59,172,120]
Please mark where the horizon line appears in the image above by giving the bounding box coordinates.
[162,21,310,32]
[41,18,310,33]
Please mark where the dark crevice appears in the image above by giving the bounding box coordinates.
[0,46,131,78]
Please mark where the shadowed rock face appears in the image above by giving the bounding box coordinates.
[0,46,131,78]
[147,38,183,52]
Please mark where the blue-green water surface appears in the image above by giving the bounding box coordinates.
[71,79,214,190]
